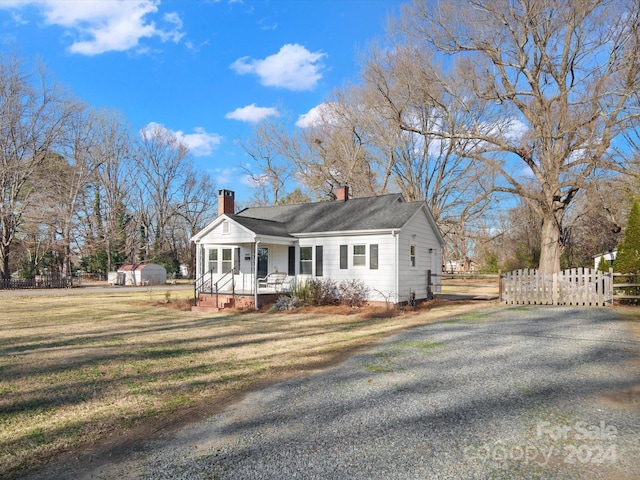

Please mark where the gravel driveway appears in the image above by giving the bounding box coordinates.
[28,306,640,479]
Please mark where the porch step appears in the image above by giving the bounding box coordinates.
[192,293,234,312]
[191,292,276,311]
[191,302,233,313]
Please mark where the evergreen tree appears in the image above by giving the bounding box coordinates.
[596,254,610,273]
[614,201,640,273]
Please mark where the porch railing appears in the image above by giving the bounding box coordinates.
[194,269,236,306]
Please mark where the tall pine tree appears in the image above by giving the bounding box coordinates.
[614,200,640,273]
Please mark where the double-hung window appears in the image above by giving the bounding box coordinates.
[221,248,233,273]
[353,245,366,266]
[410,245,416,267]
[300,246,313,274]
[208,249,218,273]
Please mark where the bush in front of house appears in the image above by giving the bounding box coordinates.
[309,278,340,306]
[338,279,370,307]
[271,295,303,311]
[286,278,369,309]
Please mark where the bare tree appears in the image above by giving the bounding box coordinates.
[238,117,293,205]
[355,44,497,244]
[394,0,640,273]
[172,166,217,278]
[290,99,389,200]
[136,123,189,253]
[560,176,627,267]
[40,103,109,278]
[0,55,74,280]
[88,110,137,272]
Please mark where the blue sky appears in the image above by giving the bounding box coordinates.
[0,0,403,204]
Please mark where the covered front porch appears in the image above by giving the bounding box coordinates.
[193,239,299,311]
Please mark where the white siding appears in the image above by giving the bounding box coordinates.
[199,218,254,244]
[397,208,443,302]
[297,234,397,302]
[192,204,444,304]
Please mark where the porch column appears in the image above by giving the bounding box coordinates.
[254,238,261,309]
[197,243,204,277]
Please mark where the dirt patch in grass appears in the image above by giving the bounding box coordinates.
[0,290,490,479]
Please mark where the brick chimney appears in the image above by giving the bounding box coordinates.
[337,185,349,201]
[218,189,235,215]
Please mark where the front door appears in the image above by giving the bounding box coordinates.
[257,247,269,278]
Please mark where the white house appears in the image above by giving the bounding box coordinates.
[594,250,616,271]
[191,188,445,310]
[110,263,167,286]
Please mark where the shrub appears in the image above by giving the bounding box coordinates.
[309,278,340,306]
[278,278,370,309]
[271,295,302,311]
[289,279,312,304]
[338,279,369,307]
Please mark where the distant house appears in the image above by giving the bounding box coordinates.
[191,188,445,310]
[593,250,616,271]
[110,263,167,286]
[443,259,478,274]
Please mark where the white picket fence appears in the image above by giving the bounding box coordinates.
[500,268,613,306]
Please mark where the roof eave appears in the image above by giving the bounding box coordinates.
[291,228,399,238]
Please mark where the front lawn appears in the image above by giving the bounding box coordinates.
[0,288,484,478]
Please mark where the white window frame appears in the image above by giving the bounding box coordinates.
[208,248,218,273]
[300,246,313,275]
[221,248,233,273]
[410,244,416,268]
[352,244,366,267]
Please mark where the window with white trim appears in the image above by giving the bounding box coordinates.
[353,244,366,266]
[221,248,233,273]
[410,245,416,267]
[300,246,312,274]
[208,249,218,273]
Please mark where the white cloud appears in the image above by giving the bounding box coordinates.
[296,104,327,128]
[0,0,184,55]
[503,118,528,142]
[142,122,222,156]
[174,127,223,157]
[480,117,529,141]
[241,173,267,187]
[230,43,326,91]
[212,167,237,186]
[225,104,279,124]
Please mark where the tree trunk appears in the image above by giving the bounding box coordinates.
[0,243,9,280]
[539,212,562,274]
[0,222,11,280]
[106,237,112,273]
[62,242,71,279]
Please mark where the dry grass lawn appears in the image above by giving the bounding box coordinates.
[0,288,489,479]
[440,274,500,296]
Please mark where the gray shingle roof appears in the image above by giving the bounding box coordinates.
[230,215,293,238]
[232,193,426,236]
